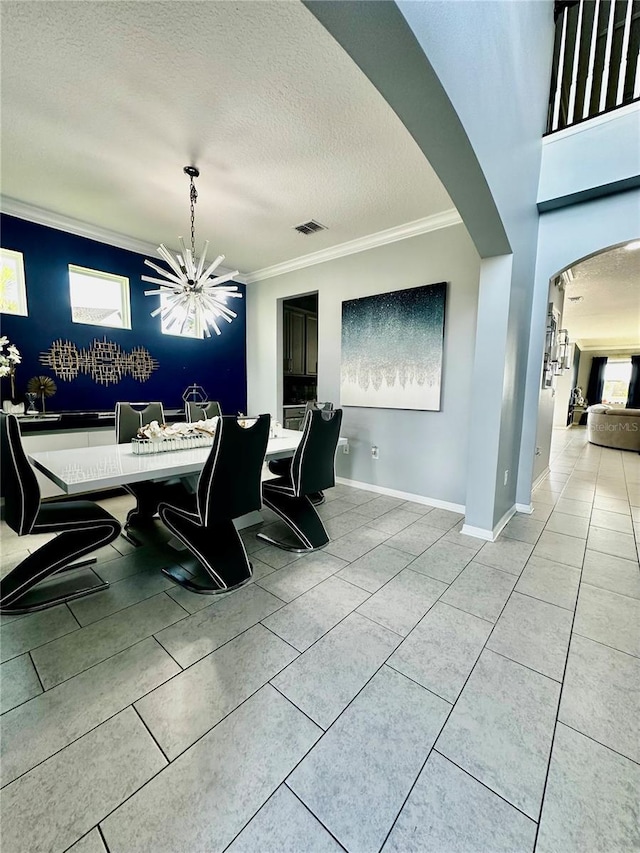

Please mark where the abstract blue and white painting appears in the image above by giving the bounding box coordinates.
[341,282,446,411]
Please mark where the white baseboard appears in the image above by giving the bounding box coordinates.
[461,504,517,542]
[532,468,550,490]
[515,502,534,514]
[459,523,494,541]
[493,505,517,538]
[335,477,465,514]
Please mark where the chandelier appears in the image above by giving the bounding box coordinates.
[142,166,241,338]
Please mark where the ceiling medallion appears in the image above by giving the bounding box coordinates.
[142,166,241,338]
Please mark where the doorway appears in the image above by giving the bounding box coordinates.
[533,241,640,483]
[281,293,318,430]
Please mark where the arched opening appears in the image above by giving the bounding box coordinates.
[303,0,510,260]
[517,189,640,509]
[533,238,640,489]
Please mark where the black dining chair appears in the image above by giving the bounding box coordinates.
[0,413,121,614]
[270,401,334,504]
[115,401,165,445]
[115,401,190,539]
[259,407,342,552]
[158,414,271,594]
[185,400,222,422]
[306,400,334,415]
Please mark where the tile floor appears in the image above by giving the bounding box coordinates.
[1,428,639,852]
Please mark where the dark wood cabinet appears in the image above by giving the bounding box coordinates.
[283,307,317,376]
[283,405,306,430]
[290,311,306,375]
[306,315,318,376]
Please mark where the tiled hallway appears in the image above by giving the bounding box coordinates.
[1,428,639,852]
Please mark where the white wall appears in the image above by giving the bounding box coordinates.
[247,223,480,507]
[533,278,565,479]
[553,370,574,428]
[577,351,594,393]
[397,0,555,530]
[303,0,555,533]
[517,188,640,503]
[539,104,640,207]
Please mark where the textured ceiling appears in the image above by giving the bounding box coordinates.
[0,1,454,274]
[563,245,640,349]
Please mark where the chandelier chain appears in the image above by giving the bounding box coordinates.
[189,175,198,259]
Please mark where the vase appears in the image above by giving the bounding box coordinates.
[25,393,38,416]
[2,401,25,415]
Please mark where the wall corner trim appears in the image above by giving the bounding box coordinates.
[461,504,517,542]
[335,477,465,514]
[515,502,534,515]
[537,175,640,214]
[244,209,463,283]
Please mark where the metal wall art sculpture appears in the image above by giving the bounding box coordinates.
[39,337,159,386]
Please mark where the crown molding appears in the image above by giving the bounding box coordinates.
[0,196,246,282]
[1,197,462,286]
[576,342,640,352]
[244,208,462,284]
[1,196,165,257]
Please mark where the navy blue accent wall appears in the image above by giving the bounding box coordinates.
[0,215,247,414]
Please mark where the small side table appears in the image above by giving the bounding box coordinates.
[571,405,587,426]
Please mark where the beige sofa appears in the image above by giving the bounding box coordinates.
[587,405,640,451]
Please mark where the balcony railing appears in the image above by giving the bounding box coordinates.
[547,0,640,133]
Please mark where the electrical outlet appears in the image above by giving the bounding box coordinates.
[371,445,379,460]
[504,469,509,486]
[343,441,350,455]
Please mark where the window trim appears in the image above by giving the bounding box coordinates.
[0,247,28,317]
[68,264,131,330]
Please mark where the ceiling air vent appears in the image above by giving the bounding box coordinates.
[293,219,327,236]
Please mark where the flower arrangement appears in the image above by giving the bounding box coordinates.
[27,375,57,414]
[0,336,22,399]
[136,417,219,440]
[132,417,220,455]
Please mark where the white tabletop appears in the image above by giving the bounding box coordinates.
[28,430,309,495]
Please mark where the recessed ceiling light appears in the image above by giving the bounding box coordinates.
[568,295,584,303]
[624,240,640,251]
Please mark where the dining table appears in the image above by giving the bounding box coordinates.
[25,424,347,593]
[27,428,314,496]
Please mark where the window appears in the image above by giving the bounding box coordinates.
[602,359,632,406]
[160,294,200,338]
[68,265,131,329]
[0,248,28,316]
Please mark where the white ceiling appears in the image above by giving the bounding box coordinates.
[0,1,454,275]
[563,244,640,349]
